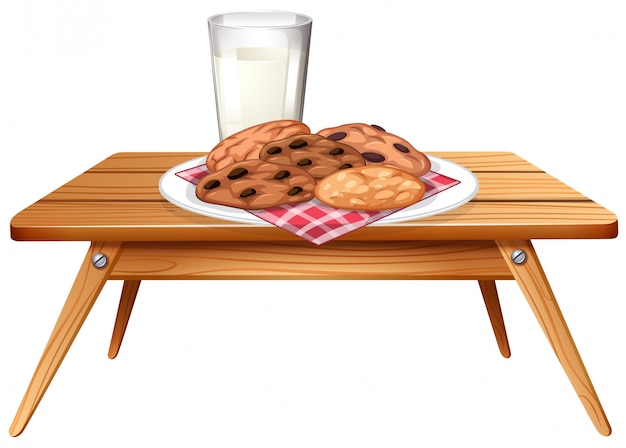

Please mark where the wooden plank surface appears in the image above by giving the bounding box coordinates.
[39,171,588,202]
[430,151,541,171]
[10,152,618,241]
[88,151,204,172]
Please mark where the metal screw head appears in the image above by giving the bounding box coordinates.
[511,249,527,265]
[92,253,108,269]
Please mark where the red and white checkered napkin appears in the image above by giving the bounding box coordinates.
[177,164,460,245]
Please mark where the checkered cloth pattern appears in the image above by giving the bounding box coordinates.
[177,164,460,245]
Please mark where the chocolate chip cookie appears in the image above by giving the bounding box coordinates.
[315,165,425,210]
[259,134,365,179]
[196,160,316,210]
[206,120,311,172]
[317,123,431,177]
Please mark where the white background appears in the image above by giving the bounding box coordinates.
[1,0,625,447]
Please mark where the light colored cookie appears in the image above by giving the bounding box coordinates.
[315,166,426,210]
[206,120,311,171]
[317,123,431,177]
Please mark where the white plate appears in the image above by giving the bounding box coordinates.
[158,155,479,225]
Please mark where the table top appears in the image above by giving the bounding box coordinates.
[10,151,618,242]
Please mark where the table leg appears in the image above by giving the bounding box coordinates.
[478,280,511,358]
[9,241,123,437]
[108,280,141,359]
[496,239,611,436]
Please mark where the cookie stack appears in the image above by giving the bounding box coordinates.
[196,120,430,211]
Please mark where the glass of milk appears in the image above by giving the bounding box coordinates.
[208,11,312,140]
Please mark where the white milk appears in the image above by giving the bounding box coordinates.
[213,47,306,139]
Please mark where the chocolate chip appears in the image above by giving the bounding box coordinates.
[338,164,352,170]
[287,186,303,196]
[266,146,282,155]
[362,152,386,162]
[239,188,256,198]
[227,167,249,180]
[203,179,221,190]
[371,124,386,131]
[394,143,410,153]
[289,139,308,149]
[327,132,347,141]
[297,158,312,166]
[273,170,291,180]
[329,147,344,155]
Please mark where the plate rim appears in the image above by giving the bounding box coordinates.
[158,155,479,225]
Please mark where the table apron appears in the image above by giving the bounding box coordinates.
[107,240,514,281]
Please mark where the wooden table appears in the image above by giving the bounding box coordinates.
[9,151,618,436]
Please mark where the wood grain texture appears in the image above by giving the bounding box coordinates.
[109,240,513,280]
[478,280,511,358]
[9,151,618,242]
[10,200,618,241]
[89,152,204,172]
[11,201,617,241]
[39,170,588,202]
[108,280,141,359]
[429,151,541,171]
[496,239,611,436]
[9,241,123,437]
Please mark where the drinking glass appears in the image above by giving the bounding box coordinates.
[208,11,312,139]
